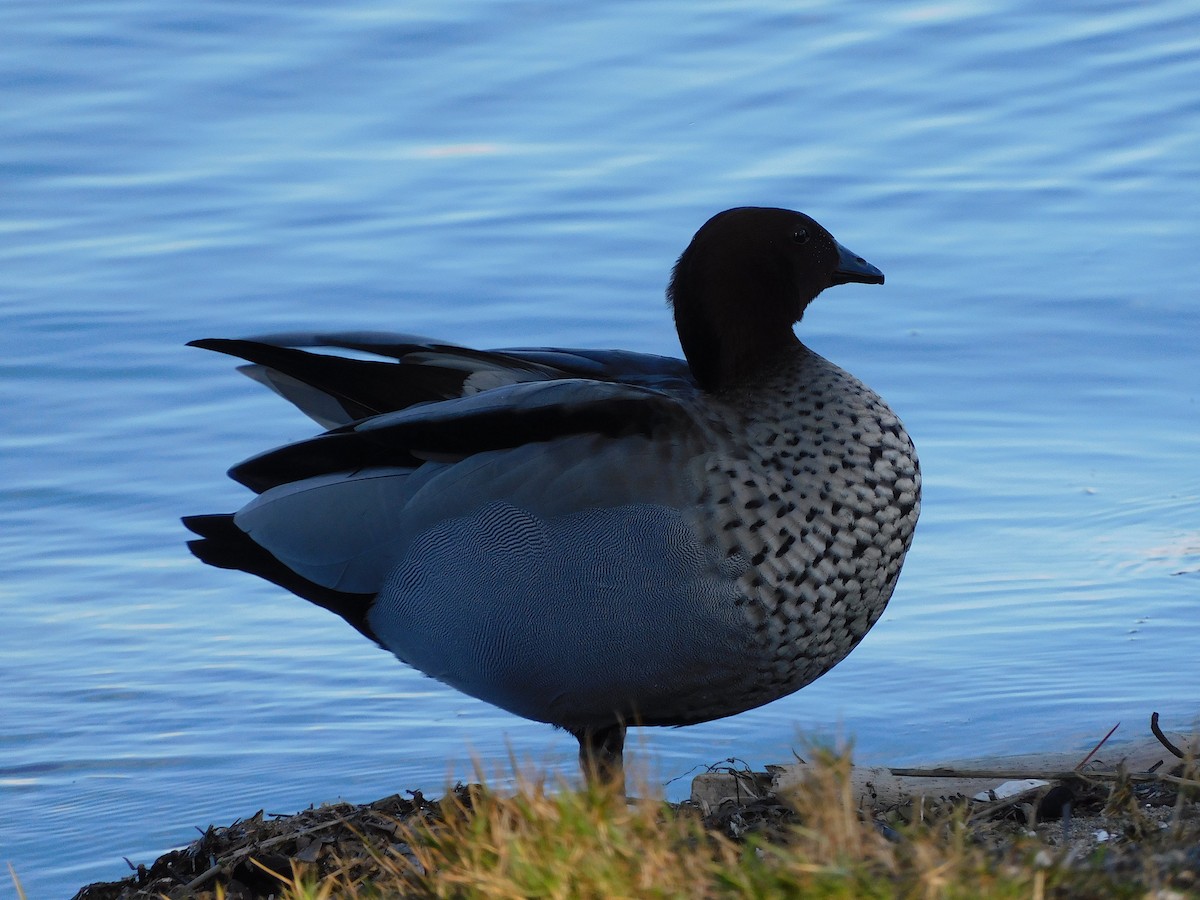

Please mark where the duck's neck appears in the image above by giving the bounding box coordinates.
[669,256,811,393]
[693,327,805,395]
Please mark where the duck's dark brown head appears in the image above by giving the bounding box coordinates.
[667,207,884,393]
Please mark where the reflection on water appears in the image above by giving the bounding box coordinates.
[3,0,1198,894]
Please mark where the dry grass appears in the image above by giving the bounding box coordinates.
[271,749,1062,900]
[68,745,1200,899]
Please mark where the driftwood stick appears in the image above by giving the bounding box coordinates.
[1150,712,1186,760]
[885,767,1199,787]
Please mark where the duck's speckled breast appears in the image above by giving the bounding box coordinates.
[684,344,921,716]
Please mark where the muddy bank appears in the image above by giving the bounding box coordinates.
[72,717,1200,899]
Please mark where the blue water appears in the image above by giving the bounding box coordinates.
[3,0,1198,894]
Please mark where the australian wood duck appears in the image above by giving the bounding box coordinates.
[184,207,921,790]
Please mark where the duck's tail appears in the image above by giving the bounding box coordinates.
[182,512,379,643]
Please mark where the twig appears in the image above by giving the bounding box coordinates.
[966,786,1047,825]
[183,862,227,892]
[184,814,353,891]
[1075,722,1120,770]
[1150,712,1186,760]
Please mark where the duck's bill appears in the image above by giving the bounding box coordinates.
[831,242,885,285]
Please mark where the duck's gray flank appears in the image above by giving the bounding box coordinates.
[184,206,920,789]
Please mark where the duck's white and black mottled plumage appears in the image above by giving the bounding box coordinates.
[184,207,920,787]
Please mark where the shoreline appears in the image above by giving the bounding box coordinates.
[70,716,1199,899]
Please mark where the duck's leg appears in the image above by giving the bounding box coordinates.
[573,723,626,794]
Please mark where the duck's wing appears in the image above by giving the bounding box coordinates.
[191,333,695,430]
[226,376,690,492]
[186,373,699,601]
[495,347,694,388]
[190,335,564,429]
[185,341,752,727]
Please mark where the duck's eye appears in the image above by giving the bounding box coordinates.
[791,228,810,245]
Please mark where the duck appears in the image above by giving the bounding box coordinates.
[183,207,921,791]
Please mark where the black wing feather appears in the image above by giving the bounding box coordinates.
[230,379,690,493]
